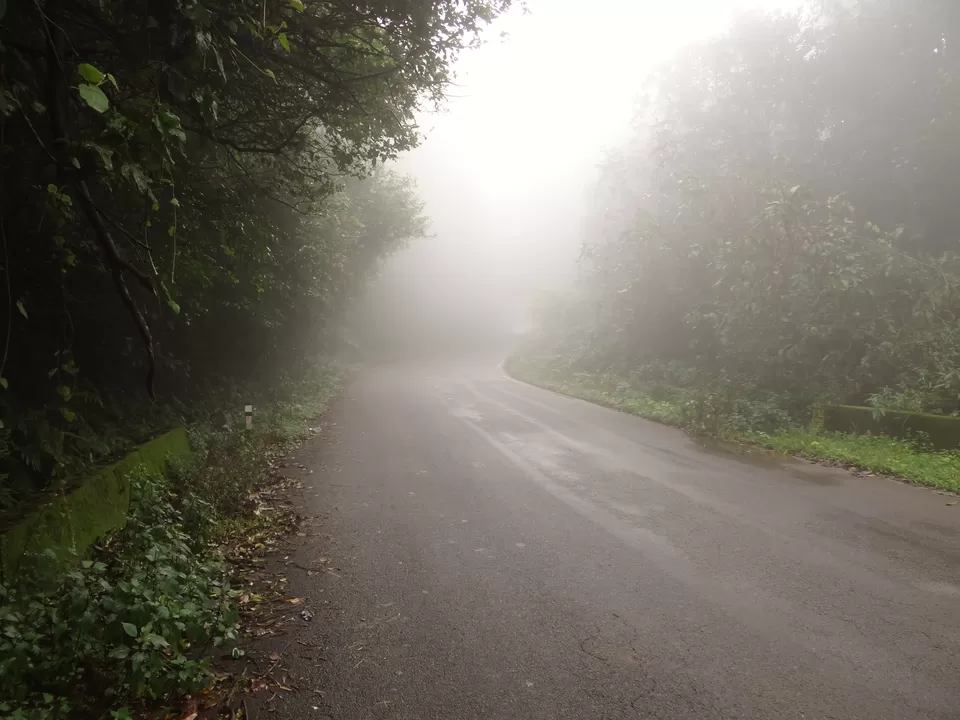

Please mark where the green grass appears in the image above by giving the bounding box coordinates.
[533,374,685,427]
[752,429,960,493]
[506,357,960,494]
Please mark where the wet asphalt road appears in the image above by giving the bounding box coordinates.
[254,362,960,720]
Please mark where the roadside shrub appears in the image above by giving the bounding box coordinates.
[867,385,945,418]
[729,395,794,435]
[676,384,733,435]
[511,357,799,437]
[175,365,342,522]
[0,471,237,720]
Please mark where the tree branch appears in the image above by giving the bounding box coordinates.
[42,0,157,398]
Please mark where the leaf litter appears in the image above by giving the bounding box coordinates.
[186,456,326,718]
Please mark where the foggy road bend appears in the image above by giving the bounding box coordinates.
[252,362,960,720]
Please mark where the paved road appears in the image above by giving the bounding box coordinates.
[257,362,960,720]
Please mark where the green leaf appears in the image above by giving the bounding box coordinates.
[77,84,109,113]
[77,63,105,84]
[0,90,15,115]
[91,144,114,171]
[71,157,81,169]
[167,299,181,315]
[121,622,138,638]
[278,33,290,52]
[264,68,277,83]
[16,300,27,319]
[105,73,119,91]
[0,377,8,389]
[60,408,76,422]
[288,0,304,10]
[168,225,176,237]
[120,164,150,194]
[170,197,180,207]
[147,633,170,648]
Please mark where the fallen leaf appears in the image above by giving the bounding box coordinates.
[947,501,958,506]
[250,676,269,692]
[177,699,198,720]
[269,651,281,661]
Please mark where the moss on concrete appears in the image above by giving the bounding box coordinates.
[0,427,191,580]
[823,405,960,450]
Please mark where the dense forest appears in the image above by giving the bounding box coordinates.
[0,4,514,716]
[523,0,960,424]
[0,0,511,504]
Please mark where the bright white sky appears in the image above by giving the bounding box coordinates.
[416,0,797,198]
[374,0,800,336]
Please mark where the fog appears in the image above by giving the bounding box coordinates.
[353,0,798,358]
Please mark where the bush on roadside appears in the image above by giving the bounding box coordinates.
[0,471,236,720]
[511,356,800,437]
[0,364,342,719]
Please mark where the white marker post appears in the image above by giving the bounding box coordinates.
[244,404,253,430]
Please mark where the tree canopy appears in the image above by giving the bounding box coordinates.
[0,0,511,492]
[531,0,960,414]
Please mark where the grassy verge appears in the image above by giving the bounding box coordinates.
[0,364,342,720]
[751,429,960,493]
[505,357,960,494]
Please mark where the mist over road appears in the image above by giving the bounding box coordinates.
[262,361,960,720]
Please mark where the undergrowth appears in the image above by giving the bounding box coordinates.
[0,363,342,515]
[0,365,342,719]
[506,355,960,493]
[0,472,236,719]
